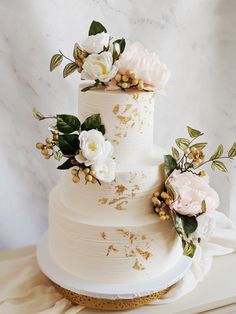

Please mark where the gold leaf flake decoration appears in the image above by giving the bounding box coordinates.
[117,115,132,124]
[98,198,108,205]
[132,258,145,271]
[115,200,129,211]
[108,197,127,205]
[129,233,137,244]
[106,245,118,256]
[115,185,127,194]
[101,232,107,240]
[141,235,147,240]
[133,93,139,101]
[131,184,140,198]
[136,247,152,260]
[113,104,120,115]
[123,104,132,113]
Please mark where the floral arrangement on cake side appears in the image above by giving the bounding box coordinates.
[50,20,170,92]
[151,126,236,258]
[33,109,115,184]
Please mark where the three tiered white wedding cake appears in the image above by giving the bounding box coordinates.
[48,86,182,284]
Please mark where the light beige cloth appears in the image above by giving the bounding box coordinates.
[0,253,84,313]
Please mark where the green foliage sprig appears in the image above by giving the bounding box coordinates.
[33,108,106,185]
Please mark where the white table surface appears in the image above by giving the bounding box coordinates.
[1,247,236,314]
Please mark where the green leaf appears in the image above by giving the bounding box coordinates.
[211,160,227,172]
[182,239,196,258]
[50,54,63,72]
[32,107,45,120]
[187,126,203,138]
[210,144,223,160]
[171,147,180,161]
[56,114,81,133]
[88,20,107,36]
[165,179,177,201]
[201,200,206,213]
[57,158,75,170]
[190,142,208,150]
[175,138,190,151]
[81,80,100,92]
[53,150,63,161]
[228,142,236,158]
[164,154,177,176]
[175,214,198,236]
[58,134,79,155]
[73,43,82,60]
[81,114,102,131]
[113,38,126,54]
[63,62,78,78]
[98,124,105,135]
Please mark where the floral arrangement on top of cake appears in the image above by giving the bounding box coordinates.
[33,109,115,184]
[151,126,236,258]
[50,20,170,92]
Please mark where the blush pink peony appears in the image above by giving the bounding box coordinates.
[117,42,170,90]
[168,170,219,216]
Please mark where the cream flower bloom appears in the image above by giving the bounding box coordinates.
[117,42,170,89]
[168,170,219,216]
[75,129,113,166]
[82,32,110,54]
[81,51,118,82]
[91,158,116,183]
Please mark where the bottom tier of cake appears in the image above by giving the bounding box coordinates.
[49,187,182,284]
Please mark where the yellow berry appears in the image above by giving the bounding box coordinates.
[159,210,166,216]
[137,81,144,90]
[44,155,50,160]
[190,147,198,154]
[72,175,80,183]
[90,170,96,176]
[122,75,129,82]
[165,199,172,206]
[153,191,160,197]
[53,134,59,141]
[166,215,170,220]
[132,79,139,86]
[161,192,169,199]
[121,82,128,89]
[115,73,122,82]
[71,169,78,176]
[83,168,90,174]
[46,143,53,149]
[154,207,160,213]
[152,197,161,206]
[85,174,93,182]
[199,170,206,177]
[45,137,51,144]
[41,148,49,156]
[75,59,83,67]
[91,178,97,184]
[36,143,44,149]
[160,215,167,221]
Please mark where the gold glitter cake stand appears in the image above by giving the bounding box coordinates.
[37,232,192,311]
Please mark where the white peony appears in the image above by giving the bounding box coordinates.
[75,129,113,166]
[117,42,170,89]
[91,158,116,183]
[81,51,118,82]
[82,32,110,54]
[168,170,220,217]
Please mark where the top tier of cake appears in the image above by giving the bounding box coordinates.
[78,85,155,165]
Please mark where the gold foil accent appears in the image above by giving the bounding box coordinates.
[131,122,135,128]
[113,104,120,115]
[115,185,127,194]
[115,200,129,211]
[117,115,132,124]
[123,104,132,113]
[106,245,118,256]
[108,197,127,205]
[98,198,108,205]
[136,247,152,260]
[101,232,107,240]
[133,93,139,101]
[132,258,145,271]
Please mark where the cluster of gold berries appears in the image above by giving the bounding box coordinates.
[114,71,145,90]
[71,167,97,184]
[35,132,57,159]
[187,147,205,168]
[152,191,172,221]
[74,51,88,73]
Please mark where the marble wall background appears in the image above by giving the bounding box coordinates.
[0,0,235,249]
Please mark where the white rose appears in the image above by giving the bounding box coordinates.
[117,41,170,90]
[81,51,118,82]
[82,32,110,54]
[168,170,220,217]
[75,129,113,166]
[92,158,116,183]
